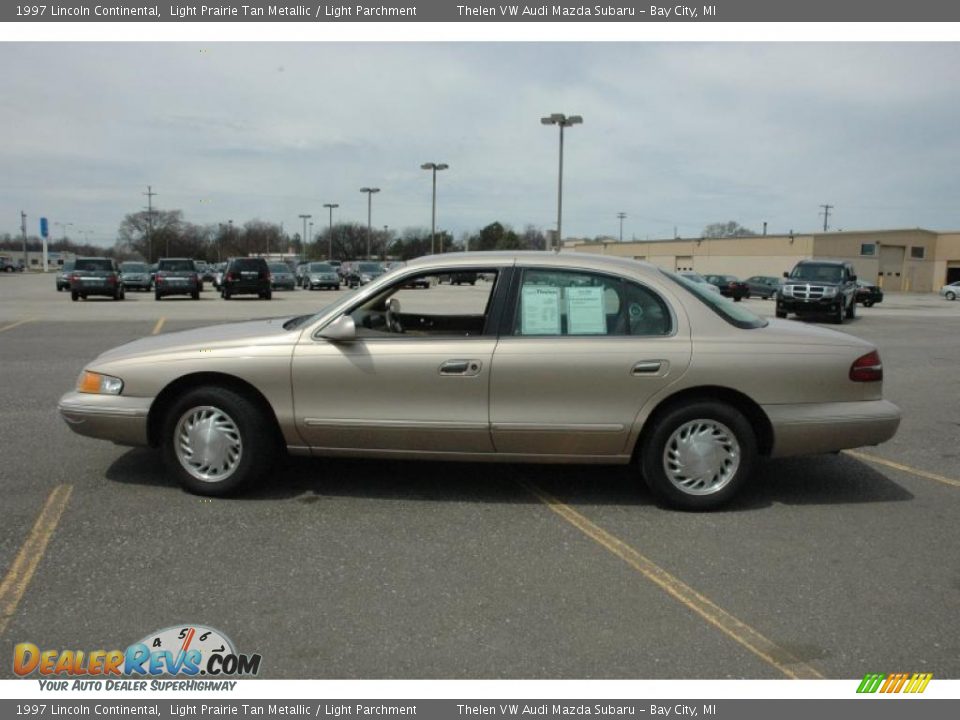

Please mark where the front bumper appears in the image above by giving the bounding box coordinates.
[765,400,901,457]
[58,391,152,447]
[777,296,841,313]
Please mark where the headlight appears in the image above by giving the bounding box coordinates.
[822,286,838,298]
[780,285,794,298]
[361,274,371,281]
[77,371,124,395]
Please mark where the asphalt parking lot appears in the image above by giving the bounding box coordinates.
[1,271,959,679]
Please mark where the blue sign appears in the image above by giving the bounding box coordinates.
[40,217,48,238]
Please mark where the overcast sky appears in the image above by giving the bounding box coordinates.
[3,42,959,246]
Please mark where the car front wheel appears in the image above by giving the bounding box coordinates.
[640,401,757,511]
[947,291,957,301]
[831,301,845,324]
[161,386,277,496]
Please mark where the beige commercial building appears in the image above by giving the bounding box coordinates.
[565,228,960,293]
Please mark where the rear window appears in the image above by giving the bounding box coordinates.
[662,270,767,330]
[75,259,114,272]
[231,259,267,271]
[158,259,195,272]
[358,263,382,273]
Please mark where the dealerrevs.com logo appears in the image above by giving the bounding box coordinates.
[14,625,261,680]
[857,673,933,694]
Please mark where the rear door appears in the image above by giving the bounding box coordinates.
[489,267,692,458]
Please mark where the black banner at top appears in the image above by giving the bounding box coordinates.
[4,0,960,23]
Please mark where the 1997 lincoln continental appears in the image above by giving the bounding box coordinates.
[58,252,901,510]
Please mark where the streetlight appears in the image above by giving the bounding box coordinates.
[420,162,449,254]
[617,212,627,242]
[323,203,339,260]
[298,214,311,257]
[309,221,314,252]
[360,187,380,259]
[540,112,582,252]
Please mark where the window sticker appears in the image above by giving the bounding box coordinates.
[521,285,561,335]
[566,286,607,335]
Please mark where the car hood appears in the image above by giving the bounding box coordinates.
[93,317,300,364]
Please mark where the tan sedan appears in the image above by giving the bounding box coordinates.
[58,252,900,510]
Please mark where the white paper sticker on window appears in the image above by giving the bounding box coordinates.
[521,286,561,335]
[566,286,607,335]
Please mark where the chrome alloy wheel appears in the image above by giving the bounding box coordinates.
[662,419,741,495]
[174,405,243,483]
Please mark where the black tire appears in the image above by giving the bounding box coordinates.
[775,308,787,319]
[946,291,956,301]
[71,291,79,302]
[733,296,742,302]
[155,292,162,301]
[845,296,856,319]
[863,301,874,308]
[192,291,200,300]
[831,300,844,324]
[223,290,231,300]
[640,401,757,511]
[264,290,272,300]
[160,385,278,497]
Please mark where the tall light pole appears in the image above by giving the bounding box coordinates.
[540,113,582,252]
[360,187,380,259]
[617,212,627,242]
[420,162,449,254]
[298,214,311,257]
[308,221,314,252]
[323,203,339,260]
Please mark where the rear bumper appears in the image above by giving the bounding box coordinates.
[765,400,901,458]
[58,391,152,447]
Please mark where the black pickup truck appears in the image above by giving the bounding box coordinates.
[776,259,859,324]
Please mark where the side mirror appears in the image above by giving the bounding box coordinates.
[849,275,857,283]
[782,272,789,278]
[318,315,357,342]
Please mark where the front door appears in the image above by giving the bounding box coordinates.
[292,268,505,454]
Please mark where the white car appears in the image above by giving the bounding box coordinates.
[941,281,960,301]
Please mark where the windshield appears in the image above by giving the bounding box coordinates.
[358,263,382,273]
[121,262,147,272]
[269,263,291,273]
[662,270,767,330]
[789,264,842,283]
[309,263,334,272]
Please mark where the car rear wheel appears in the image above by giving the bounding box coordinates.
[947,291,957,301]
[71,291,79,302]
[775,307,787,318]
[161,386,278,496]
[864,301,874,308]
[192,291,200,300]
[640,401,757,511]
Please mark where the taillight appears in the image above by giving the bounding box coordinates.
[70,274,79,283]
[228,272,238,281]
[850,350,883,382]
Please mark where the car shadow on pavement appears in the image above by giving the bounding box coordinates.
[104,448,913,510]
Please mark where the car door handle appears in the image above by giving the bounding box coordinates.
[631,360,664,375]
[439,360,482,376]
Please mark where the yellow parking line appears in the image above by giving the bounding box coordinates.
[0,485,74,638]
[151,317,166,335]
[0,319,33,334]
[516,477,823,680]
[844,450,960,488]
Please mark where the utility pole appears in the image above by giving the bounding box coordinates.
[299,214,311,258]
[323,203,339,260]
[819,204,833,232]
[20,211,28,270]
[143,185,157,262]
[617,212,627,242]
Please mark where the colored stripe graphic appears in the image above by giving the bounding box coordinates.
[857,672,932,693]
